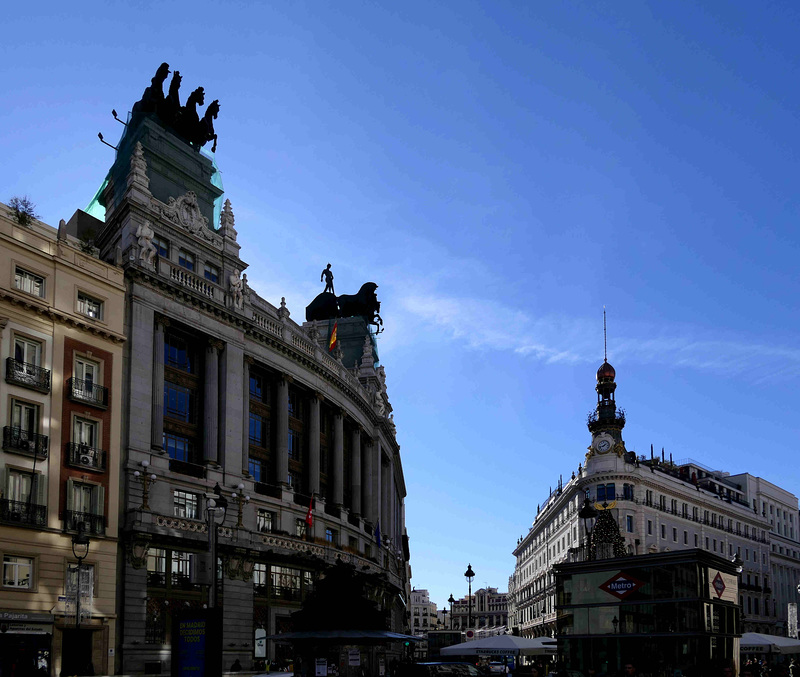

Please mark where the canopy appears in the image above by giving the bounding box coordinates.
[440,635,557,657]
[740,633,800,655]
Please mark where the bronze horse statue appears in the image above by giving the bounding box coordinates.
[197,99,219,152]
[305,282,382,330]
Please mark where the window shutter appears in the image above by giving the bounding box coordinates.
[0,467,5,500]
[37,473,47,507]
[66,478,75,512]
[95,485,105,517]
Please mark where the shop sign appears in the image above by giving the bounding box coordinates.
[316,658,328,676]
[599,572,644,600]
[0,611,53,624]
[0,622,50,635]
[349,650,361,666]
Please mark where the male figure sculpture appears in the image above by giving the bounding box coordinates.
[229,269,244,309]
[136,220,157,265]
[321,263,335,294]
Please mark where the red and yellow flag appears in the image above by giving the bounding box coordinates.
[305,496,314,527]
[328,321,338,352]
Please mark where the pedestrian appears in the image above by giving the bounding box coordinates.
[790,659,798,677]
[231,658,242,672]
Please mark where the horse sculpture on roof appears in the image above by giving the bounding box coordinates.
[305,282,383,332]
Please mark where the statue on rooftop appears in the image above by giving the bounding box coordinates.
[160,70,182,127]
[175,86,205,146]
[136,220,157,265]
[132,62,170,115]
[321,263,335,294]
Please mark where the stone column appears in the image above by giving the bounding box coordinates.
[151,316,168,452]
[276,375,290,487]
[387,455,395,542]
[363,437,374,524]
[242,356,253,475]
[204,340,222,464]
[374,439,383,531]
[308,394,321,497]
[333,410,344,507]
[351,427,362,516]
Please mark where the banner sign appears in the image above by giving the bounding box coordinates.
[316,659,328,676]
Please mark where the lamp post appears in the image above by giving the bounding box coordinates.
[441,607,448,630]
[72,522,90,670]
[206,484,228,609]
[579,495,598,560]
[464,564,475,631]
[133,460,157,510]
[448,594,455,630]
[612,615,619,634]
[231,483,250,528]
[733,553,744,633]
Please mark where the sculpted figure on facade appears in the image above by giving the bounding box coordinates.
[136,220,157,265]
[229,269,244,309]
[321,263,335,294]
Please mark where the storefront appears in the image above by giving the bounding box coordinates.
[0,610,53,676]
[554,549,741,674]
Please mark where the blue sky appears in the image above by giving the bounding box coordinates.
[2,1,799,610]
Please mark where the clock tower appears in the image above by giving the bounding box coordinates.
[586,359,627,462]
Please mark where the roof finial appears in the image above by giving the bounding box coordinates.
[603,306,608,363]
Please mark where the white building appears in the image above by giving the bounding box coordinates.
[508,359,800,638]
[410,588,439,635]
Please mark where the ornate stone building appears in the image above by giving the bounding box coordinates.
[86,70,410,674]
[0,202,126,675]
[508,359,800,639]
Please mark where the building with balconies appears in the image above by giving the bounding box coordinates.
[87,66,410,675]
[508,358,800,641]
[0,201,125,676]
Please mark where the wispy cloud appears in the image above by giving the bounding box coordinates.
[397,292,800,382]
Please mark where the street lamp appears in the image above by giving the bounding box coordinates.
[231,482,250,528]
[612,615,619,634]
[441,607,448,630]
[71,522,90,670]
[206,484,228,609]
[579,496,598,560]
[133,460,157,510]
[448,593,456,630]
[465,564,475,630]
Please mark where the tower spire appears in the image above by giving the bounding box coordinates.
[603,306,607,363]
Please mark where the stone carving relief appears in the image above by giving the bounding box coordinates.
[154,191,223,249]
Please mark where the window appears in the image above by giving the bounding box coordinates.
[623,484,634,500]
[684,531,688,545]
[249,413,268,447]
[597,484,615,502]
[257,509,273,533]
[147,548,167,586]
[66,479,103,534]
[173,491,198,519]
[673,528,678,542]
[295,519,307,537]
[288,429,301,460]
[73,416,98,449]
[647,520,652,535]
[74,356,99,392]
[178,250,195,272]
[661,524,666,539]
[325,528,337,544]
[165,383,193,422]
[3,555,33,589]
[77,292,103,320]
[695,534,699,547]
[14,268,45,298]
[163,433,191,462]
[152,235,169,258]
[11,399,39,435]
[6,469,35,503]
[203,263,219,283]
[248,457,266,482]
[250,373,264,401]
[165,334,192,372]
[626,516,633,533]
[349,536,358,550]
[14,336,41,367]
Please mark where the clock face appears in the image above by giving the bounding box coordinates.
[597,439,612,453]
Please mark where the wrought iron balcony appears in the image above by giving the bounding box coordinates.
[67,377,108,408]
[3,426,48,459]
[64,510,105,536]
[168,458,206,479]
[66,443,107,472]
[5,357,51,393]
[0,499,46,527]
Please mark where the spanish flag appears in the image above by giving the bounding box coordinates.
[328,321,338,352]
[305,495,313,528]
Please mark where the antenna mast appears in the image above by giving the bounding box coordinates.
[603,306,607,363]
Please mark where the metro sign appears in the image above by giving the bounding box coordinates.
[712,572,726,598]
[599,572,644,599]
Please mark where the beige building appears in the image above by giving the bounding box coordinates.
[0,202,126,675]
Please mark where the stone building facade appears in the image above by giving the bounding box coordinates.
[0,202,125,675]
[89,104,409,674]
[450,587,508,633]
[508,360,800,639]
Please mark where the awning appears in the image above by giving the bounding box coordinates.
[740,633,800,654]
[440,635,557,657]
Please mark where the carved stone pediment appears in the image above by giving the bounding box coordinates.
[154,191,223,249]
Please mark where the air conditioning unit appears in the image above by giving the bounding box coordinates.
[80,454,93,465]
